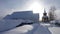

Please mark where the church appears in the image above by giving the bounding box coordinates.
[42,9,49,22]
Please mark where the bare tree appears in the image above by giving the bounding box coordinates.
[49,6,56,21]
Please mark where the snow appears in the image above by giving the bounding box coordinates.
[40,23,60,34]
[49,27,60,34]
[32,24,51,34]
[0,19,34,32]
[0,23,51,34]
[0,25,33,34]
[0,19,33,32]
[0,19,60,34]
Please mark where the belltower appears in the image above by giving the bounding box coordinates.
[42,9,49,22]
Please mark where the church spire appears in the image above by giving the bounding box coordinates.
[42,8,49,22]
[43,8,47,16]
[44,9,46,13]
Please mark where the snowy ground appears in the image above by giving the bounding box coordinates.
[0,23,51,34]
[0,21,60,34]
[49,27,60,34]
[40,23,60,34]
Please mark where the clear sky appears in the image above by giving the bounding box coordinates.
[0,0,60,19]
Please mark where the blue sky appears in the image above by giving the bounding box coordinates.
[0,0,60,18]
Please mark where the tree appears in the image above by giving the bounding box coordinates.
[49,6,56,21]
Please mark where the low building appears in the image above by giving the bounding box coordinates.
[4,11,39,22]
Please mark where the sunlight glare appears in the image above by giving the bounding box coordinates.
[28,2,44,20]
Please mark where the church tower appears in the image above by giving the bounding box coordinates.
[42,9,49,22]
